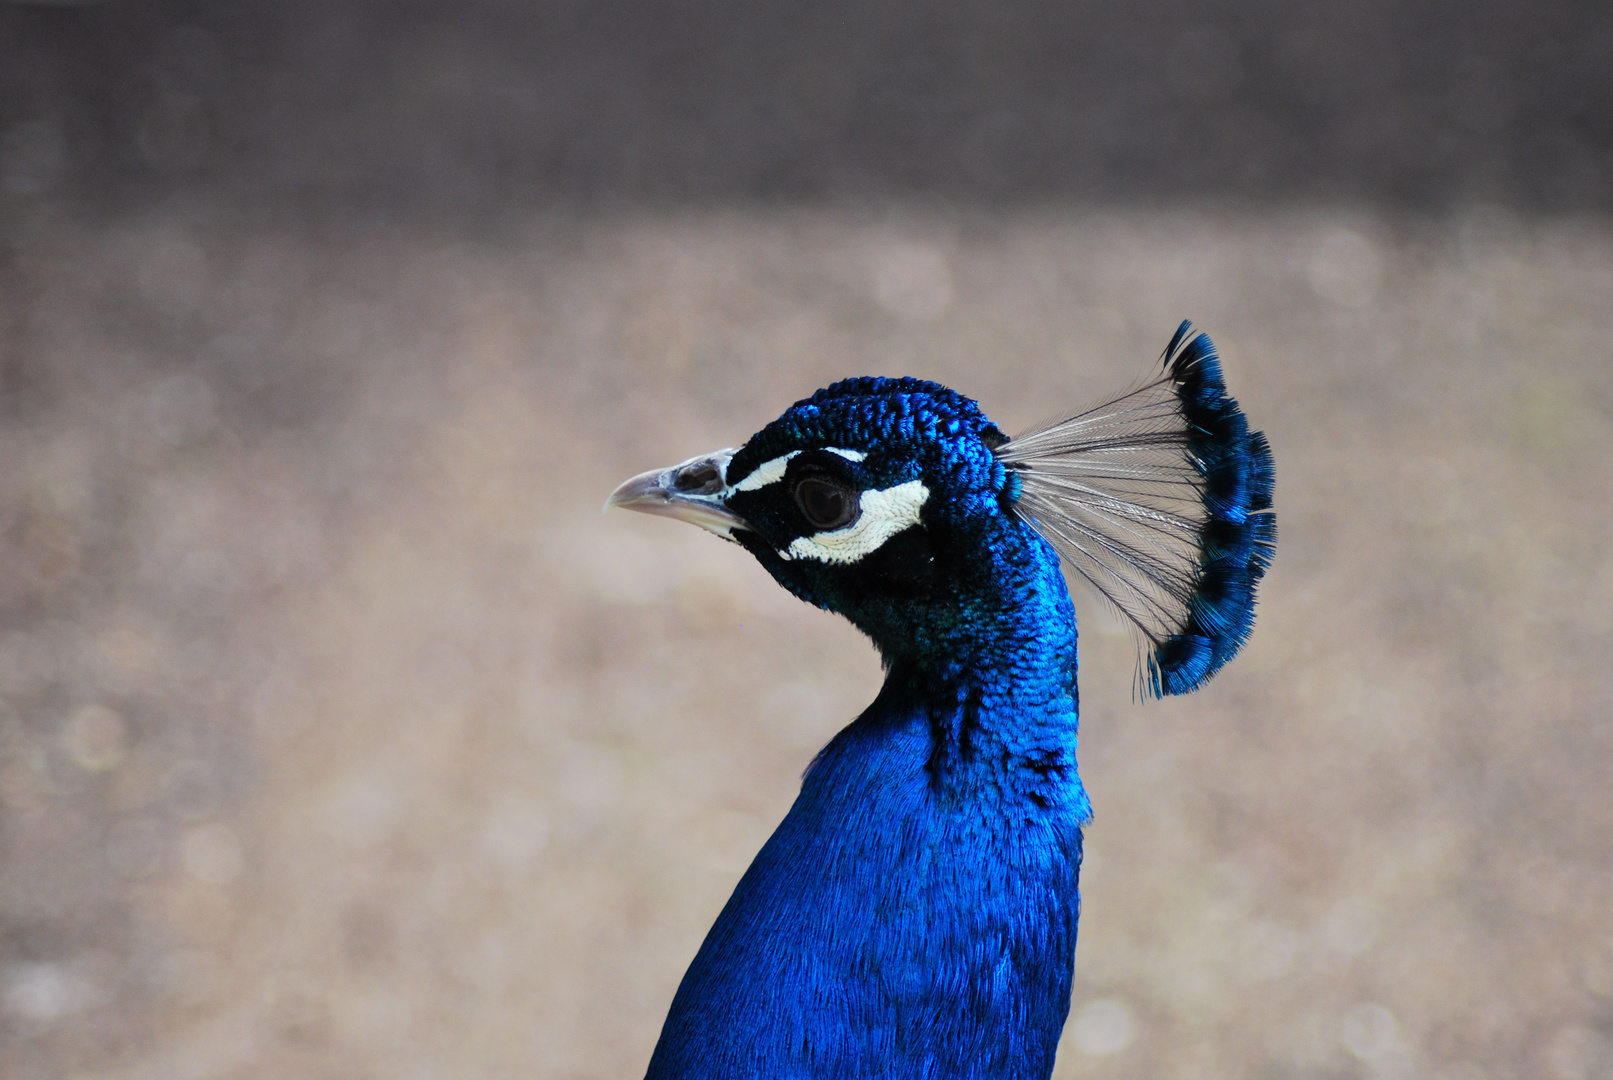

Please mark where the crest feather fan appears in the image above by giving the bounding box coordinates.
[996,322,1276,697]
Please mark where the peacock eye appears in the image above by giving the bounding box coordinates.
[792,476,860,531]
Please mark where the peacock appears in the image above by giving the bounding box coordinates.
[606,322,1275,1079]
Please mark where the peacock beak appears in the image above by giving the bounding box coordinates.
[604,449,750,539]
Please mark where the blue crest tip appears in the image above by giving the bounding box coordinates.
[1146,323,1276,698]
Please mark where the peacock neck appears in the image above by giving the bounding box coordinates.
[644,532,1087,1080]
[871,532,1083,813]
[667,560,1086,1077]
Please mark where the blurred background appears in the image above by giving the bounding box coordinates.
[1,2,1610,1078]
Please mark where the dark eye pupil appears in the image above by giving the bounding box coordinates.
[793,477,858,529]
[804,484,841,520]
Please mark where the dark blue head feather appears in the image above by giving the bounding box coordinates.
[724,378,1030,680]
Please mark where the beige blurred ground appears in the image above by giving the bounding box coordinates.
[0,201,1610,1080]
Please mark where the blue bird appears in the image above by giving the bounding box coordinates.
[607,323,1274,1079]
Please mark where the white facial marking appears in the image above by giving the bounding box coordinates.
[732,452,799,492]
[783,480,930,564]
[730,448,865,491]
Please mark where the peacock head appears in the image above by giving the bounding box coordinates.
[606,377,1039,672]
[608,324,1276,696]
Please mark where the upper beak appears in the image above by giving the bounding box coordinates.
[604,449,749,538]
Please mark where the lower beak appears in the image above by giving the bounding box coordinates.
[604,449,749,538]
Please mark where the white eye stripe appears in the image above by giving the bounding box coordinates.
[731,452,799,492]
[782,480,929,564]
[729,447,866,492]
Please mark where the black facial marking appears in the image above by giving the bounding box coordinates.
[844,524,937,596]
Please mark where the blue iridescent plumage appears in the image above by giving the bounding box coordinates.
[606,324,1274,1079]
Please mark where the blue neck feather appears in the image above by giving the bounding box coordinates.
[646,523,1089,1080]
